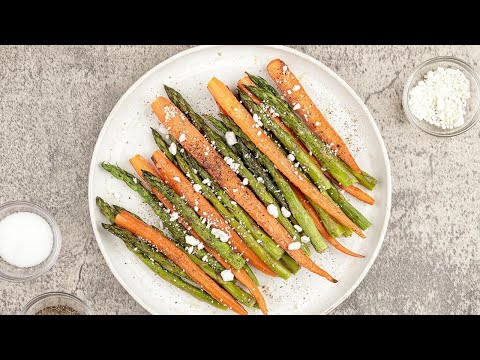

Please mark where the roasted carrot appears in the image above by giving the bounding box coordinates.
[207,77,364,239]
[129,154,268,311]
[151,96,337,282]
[267,58,361,174]
[151,149,275,277]
[238,76,374,206]
[291,186,364,258]
[115,211,247,315]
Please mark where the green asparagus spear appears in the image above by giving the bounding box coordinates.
[152,127,285,262]
[240,91,371,231]
[212,115,328,253]
[174,150,292,280]
[245,84,357,187]
[142,170,245,270]
[164,86,309,256]
[98,197,255,308]
[101,163,223,273]
[281,253,301,274]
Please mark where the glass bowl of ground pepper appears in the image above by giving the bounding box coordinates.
[21,292,93,315]
[403,56,480,137]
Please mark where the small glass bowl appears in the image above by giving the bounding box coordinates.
[21,292,93,315]
[0,201,62,282]
[403,56,480,137]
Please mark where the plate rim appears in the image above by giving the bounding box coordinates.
[88,45,392,315]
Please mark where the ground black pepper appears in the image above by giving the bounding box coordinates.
[35,305,80,315]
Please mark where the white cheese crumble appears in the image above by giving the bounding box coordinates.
[293,103,301,111]
[220,269,234,282]
[169,212,179,221]
[281,206,291,218]
[242,178,249,185]
[179,133,186,143]
[267,204,279,218]
[292,85,301,92]
[202,255,209,262]
[211,228,230,242]
[168,142,177,155]
[202,178,211,186]
[287,154,295,162]
[197,243,204,250]
[301,236,310,243]
[192,184,202,192]
[225,131,237,146]
[288,242,301,250]
[173,176,181,183]
[185,235,200,246]
[257,177,264,184]
[294,225,303,232]
[409,67,471,129]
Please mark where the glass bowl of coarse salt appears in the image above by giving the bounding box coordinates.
[403,56,480,137]
[0,201,62,282]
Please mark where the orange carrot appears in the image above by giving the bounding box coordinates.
[238,76,374,206]
[291,186,364,258]
[115,211,247,315]
[130,154,268,311]
[151,96,337,282]
[207,77,364,239]
[151,150,275,277]
[267,59,361,174]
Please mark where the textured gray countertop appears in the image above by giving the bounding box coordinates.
[1,45,479,315]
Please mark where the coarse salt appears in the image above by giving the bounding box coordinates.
[409,67,471,129]
[0,212,53,268]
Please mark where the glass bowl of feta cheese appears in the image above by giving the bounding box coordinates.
[403,56,480,137]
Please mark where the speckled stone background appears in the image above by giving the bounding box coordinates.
[1,45,479,315]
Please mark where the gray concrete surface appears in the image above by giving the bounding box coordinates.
[1,45,479,315]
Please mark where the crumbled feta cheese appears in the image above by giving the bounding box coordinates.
[194,206,199,211]
[288,242,301,250]
[292,85,301,91]
[197,243,204,250]
[192,184,202,192]
[186,246,194,254]
[315,121,320,126]
[225,131,237,146]
[281,206,291,218]
[294,225,303,232]
[257,177,264,184]
[179,133,186,143]
[169,142,177,155]
[282,65,288,74]
[211,228,230,242]
[267,204,279,218]
[242,178,249,186]
[287,154,295,162]
[202,255,209,262]
[257,130,262,136]
[301,236,311,243]
[220,269,234,282]
[293,103,301,111]
[202,178,211,186]
[185,235,200,246]
[133,178,138,184]
[169,212,179,221]
[173,176,181,183]
[233,188,238,193]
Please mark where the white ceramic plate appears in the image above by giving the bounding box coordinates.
[88,45,391,315]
